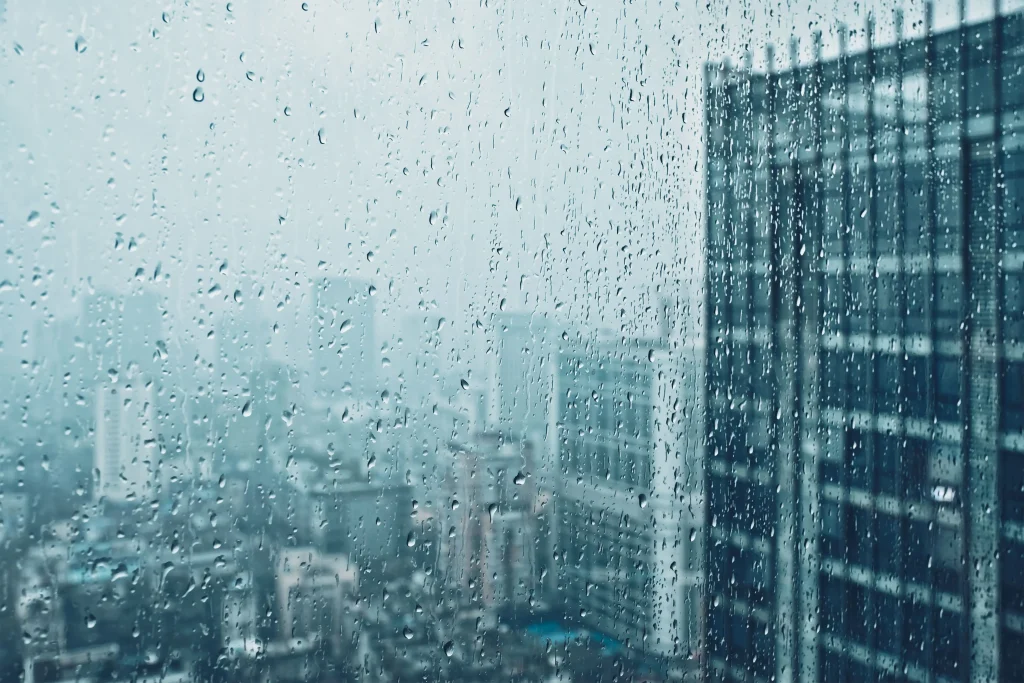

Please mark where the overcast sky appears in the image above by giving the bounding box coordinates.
[0,0,1014,372]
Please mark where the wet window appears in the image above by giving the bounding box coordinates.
[2,2,1022,683]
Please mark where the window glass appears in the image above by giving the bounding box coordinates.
[5,3,1022,683]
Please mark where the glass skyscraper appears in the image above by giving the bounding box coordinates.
[705,9,1024,683]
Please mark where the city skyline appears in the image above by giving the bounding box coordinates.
[3,1,1024,683]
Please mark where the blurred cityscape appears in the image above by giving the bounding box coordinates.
[1,5,1024,683]
[0,277,704,683]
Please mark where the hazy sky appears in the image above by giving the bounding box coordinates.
[0,0,1013,371]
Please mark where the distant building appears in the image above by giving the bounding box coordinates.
[286,444,413,569]
[704,10,1024,682]
[275,548,357,660]
[490,312,555,441]
[215,279,272,458]
[30,316,88,433]
[309,277,376,400]
[94,374,157,504]
[440,432,544,614]
[82,290,165,382]
[17,527,187,683]
[398,313,445,406]
[553,335,704,662]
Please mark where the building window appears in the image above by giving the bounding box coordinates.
[936,357,961,423]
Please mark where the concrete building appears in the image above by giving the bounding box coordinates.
[552,334,704,663]
[490,312,555,442]
[398,313,445,407]
[82,290,165,383]
[275,548,357,660]
[30,316,89,435]
[440,432,544,615]
[704,9,1024,682]
[94,373,157,504]
[215,278,272,457]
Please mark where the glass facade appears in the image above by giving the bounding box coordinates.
[705,11,1023,683]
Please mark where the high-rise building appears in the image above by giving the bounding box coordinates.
[216,278,271,400]
[275,548,357,661]
[552,335,704,663]
[94,374,157,504]
[491,312,555,441]
[398,313,444,406]
[30,316,88,433]
[83,289,165,382]
[215,280,272,458]
[704,11,1024,682]
[440,432,543,614]
[309,277,376,400]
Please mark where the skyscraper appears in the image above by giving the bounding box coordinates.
[440,433,542,614]
[82,289,165,384]
[398,313,445,406]
[309,277,376,401]
[30,315,87,433]
[491,312,555,441]
[216,278,272,458]
[704,10,1022,682]
[216,278,271,400]
[94,373,157,504]
[552,334,703,664]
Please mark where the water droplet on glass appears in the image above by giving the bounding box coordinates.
[85,614,97,629]
[487,503,497,522]
[402,626,414,640]
[301,1,309,9]
[460,378,469,390]
[196,69,205,82]
[428,210,439,225]
[406,531,416,547]
[514,471,526,486]
[193,87,205,103]
[639,494,648,509]
[74,37,87,54]
[443,641,454,657]
[317,127,327,144]
[26,211,40,227]
[241,401,252,417]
